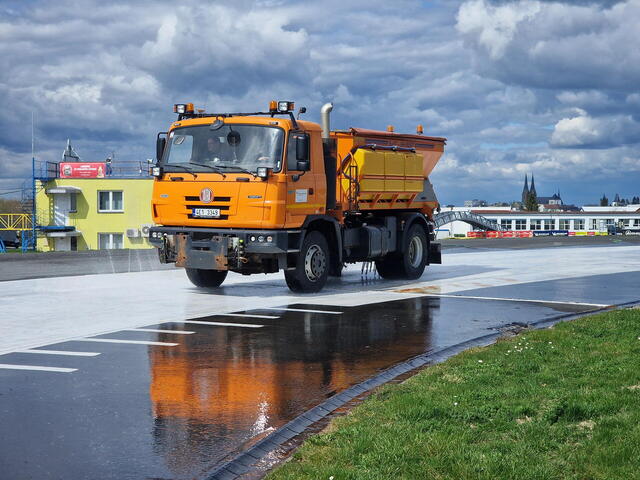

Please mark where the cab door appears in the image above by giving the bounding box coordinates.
[285,131,321,227]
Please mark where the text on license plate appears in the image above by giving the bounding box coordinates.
[192,208,220,218]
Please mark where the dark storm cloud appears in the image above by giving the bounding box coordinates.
[0,0,638,204]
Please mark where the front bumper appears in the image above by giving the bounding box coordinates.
[149,226,300,270]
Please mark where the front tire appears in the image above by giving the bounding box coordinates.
[185,268,228,288]
[285,231,329,293]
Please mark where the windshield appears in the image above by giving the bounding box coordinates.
[162,124,284,173]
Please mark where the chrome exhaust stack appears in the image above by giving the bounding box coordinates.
[320,102,333,140]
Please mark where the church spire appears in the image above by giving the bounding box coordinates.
[530,174,537,199]
[521,174,529,204]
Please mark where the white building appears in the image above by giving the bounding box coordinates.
[436,205,640,238]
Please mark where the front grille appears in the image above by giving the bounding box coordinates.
[185,205,230,211]
[185,196,231,202]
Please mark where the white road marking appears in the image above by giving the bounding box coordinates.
[174,320,264,328]
[216,313,279,319]
[0,363,77,373]
[72,338,179,346]
[126,328,195,335]
[15,349,100,357]
[421,293,610,308]
[262,307,343,315]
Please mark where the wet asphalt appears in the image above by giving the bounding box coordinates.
[1,275,631,480]
[2,236,639,479]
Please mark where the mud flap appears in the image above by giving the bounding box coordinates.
[175,234,229,270]
[428,242,441,264]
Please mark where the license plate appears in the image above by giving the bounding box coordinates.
[192,208,220,218]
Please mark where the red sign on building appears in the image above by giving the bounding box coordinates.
[59,162,107,178]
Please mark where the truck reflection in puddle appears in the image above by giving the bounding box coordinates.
[147,297,439,478]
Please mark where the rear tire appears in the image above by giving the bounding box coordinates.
[185,268,228,288]
[285,231,329,293]
[375,223,428,280]
[374,254,402,279]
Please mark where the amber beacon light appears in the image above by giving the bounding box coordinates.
[173,103,194,114]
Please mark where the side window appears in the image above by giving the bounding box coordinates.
[287,132,309,171]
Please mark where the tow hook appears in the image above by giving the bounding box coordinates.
[159,234,171,263]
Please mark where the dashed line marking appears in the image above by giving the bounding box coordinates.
[262,307,343,315]
[174,320,264,328]
[126,328,195,335]
[216,313,279,319]
[72,338,179,346]
[420,293,610,308]
[15,349,101,357]
[0,363,77,373]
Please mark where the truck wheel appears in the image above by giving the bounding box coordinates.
[285,231,329,293]
[402,224,428,279]
[375,224,427,280]
[375,255,402,279]
[185,268,228,288]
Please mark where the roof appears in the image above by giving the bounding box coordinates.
[46,186,82,194]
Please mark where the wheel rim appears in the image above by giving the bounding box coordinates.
[408,236,423,268]
[304,244,326,281]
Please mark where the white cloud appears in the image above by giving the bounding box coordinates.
[551,113,601,147]
[457,0,541,59]
[551,111,640,148]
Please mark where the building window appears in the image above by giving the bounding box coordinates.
[605,219,614,226]
[530,219,542,230]
[633,219,640,227]
[98,191,123,212]
[591,219,598,230]
[515,219,527,230]
[98,233,123,250]
[69,193,77,213]
[500,219,513,230]
[559,219,570,230]
[574,219,585,230]
[543,219,555,230]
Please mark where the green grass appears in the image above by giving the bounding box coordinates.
[268,309,640,480]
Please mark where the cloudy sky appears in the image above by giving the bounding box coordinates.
[0,0,638,205]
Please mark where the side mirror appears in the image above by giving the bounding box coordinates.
[156,136,166,162]
[296,134,309,161]
[296,160,310,172]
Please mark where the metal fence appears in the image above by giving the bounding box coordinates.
[0,213,32,231]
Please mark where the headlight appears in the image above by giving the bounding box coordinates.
[256,166,269,179]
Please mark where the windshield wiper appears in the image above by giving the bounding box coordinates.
[187,162,226,178]
[215,164,257,177]
[164,163,226,178]
[163,163,199,178]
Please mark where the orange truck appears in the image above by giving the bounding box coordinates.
[149,101,445,292]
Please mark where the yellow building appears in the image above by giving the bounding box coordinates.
[36,177,154,251]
